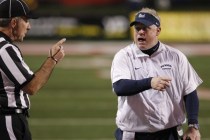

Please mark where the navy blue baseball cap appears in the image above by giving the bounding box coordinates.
[130,12,160,27]
[0,0,38,19]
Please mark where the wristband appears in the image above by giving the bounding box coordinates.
[48,49,60,64]
[48,56,58,64]
[188,124,199,130]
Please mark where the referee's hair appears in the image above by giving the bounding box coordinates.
[0,18,12,27]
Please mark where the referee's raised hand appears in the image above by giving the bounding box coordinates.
[49,38,66,64]
[151,76,172,91]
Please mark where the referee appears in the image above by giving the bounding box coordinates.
[0,0,66,139]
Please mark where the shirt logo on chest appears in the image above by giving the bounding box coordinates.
[161,64,172,70]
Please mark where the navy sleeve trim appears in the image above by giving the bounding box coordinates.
[113,78,152,96]
[184,90,199,124]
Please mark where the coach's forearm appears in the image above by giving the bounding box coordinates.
[184,90,199,124]
[113,78,152,96]
[22,58,56,95]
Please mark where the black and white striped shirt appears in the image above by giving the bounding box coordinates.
[0,32,34,109]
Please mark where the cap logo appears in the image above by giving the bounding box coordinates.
[130,12,160,27]
[138,13,145,18]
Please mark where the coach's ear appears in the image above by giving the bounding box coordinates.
[156,27,161,36]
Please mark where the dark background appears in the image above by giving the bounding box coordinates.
[25,0,210,41]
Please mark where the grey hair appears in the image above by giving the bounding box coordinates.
[0,18,12,27]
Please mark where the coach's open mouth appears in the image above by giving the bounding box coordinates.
[138,37,146,42]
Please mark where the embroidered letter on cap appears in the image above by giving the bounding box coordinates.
[138,13,145,18]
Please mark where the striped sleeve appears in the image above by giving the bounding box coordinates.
[0,43,34,87]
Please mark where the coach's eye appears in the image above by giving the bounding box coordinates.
[134,26,146,32]
[134,26,140,31]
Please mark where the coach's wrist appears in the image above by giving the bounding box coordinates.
[188,123,199,130]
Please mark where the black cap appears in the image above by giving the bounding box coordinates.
[0,0,38,19]
[130,12,160,27]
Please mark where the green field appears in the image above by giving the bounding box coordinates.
[24,54,210,140]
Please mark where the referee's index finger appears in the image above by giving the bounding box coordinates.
[56,38,66,46]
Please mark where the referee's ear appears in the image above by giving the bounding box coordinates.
[10,18,18,28]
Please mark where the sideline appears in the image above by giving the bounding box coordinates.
[18,41,210,56]
[18,41,210,99]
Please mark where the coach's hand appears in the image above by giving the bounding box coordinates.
[151,76,171,91]
[48,38,66,64]
[183,127,201,140]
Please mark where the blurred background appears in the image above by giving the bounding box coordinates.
[25,0,210,42]
[20,0,210,139]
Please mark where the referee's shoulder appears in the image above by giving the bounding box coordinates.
[0,40,9,49]
[0,40,17,54]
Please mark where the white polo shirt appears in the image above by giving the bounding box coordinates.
[111,42,203,132]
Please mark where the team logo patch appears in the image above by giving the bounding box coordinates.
[161,64,172,70]
[138,13,145,18]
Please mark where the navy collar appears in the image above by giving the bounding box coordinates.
[141,42,159,56]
